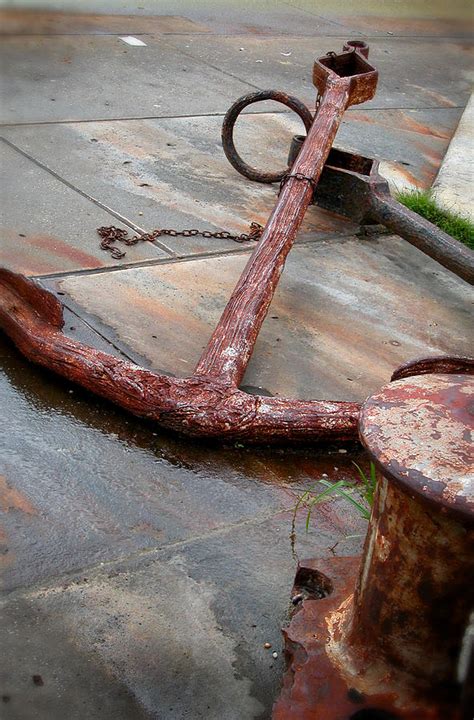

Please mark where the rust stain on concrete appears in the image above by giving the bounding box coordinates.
[406,85,458,108]
[347,109,450,139]
[0,476,37,516]
[2,230,106,276]
[398,112,450,139]
[0,526,13,571]
[0,9,210,36]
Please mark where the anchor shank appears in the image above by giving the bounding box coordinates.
[194,80,351,386]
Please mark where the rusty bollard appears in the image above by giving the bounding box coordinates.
[274,372,473,719]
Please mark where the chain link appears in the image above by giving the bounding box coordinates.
[315,50,336,112]
[97,222,264,259]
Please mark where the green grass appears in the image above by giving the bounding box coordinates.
[290,462,377,553]
[396,189,474,250]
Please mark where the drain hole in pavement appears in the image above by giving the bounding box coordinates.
[350,710,399,720]
[292,567,333,604]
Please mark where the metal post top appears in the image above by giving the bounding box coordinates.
[359,373,474,522]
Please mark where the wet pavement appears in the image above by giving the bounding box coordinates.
[1,2,473,719]
[0,332,368,720]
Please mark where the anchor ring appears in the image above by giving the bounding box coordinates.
[222,90,314,184]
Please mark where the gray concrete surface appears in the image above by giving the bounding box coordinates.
[48,240,472,402]
[0,140,167,273]
[433,93,474,220]
[1,2,473,719]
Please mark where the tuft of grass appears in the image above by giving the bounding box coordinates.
[290,462,378,554]
[396,189,474,250]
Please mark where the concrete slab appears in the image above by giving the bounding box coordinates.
[165,35,474,111]
[0,338,286,592]
[2,33,471,127]
[49,237,473,404]
[1,113,358,260]
[0,34,255,124]
[0,9,211,36]
[0,509,365,720]
[8,1,471,38]
[0,326,366,718]
[0,141,168,275]
[0,4,366,39]
[3,106,456,264]
[289,0,474,37]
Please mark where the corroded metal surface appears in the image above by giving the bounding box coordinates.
[222,90,314,184]
[345,476,473,696]
[274,557,467,719]
[391,355,474,381]
[273,556,439,719]
[275,372,473,719]
[0,267,359,442]
[360,373,474,520]
[287,137,474,283]
[0,41,376,443]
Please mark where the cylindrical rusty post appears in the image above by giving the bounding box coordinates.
[346,372,474,712]
[367,192,474,285]
[274,372,473,719]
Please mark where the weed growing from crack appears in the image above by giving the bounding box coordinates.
[290,461,377,557]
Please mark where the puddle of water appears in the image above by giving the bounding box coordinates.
[0,334,366,486]
[0,333,367,591]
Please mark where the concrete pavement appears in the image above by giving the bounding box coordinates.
[432,93,474,221]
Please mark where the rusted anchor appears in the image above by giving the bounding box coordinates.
[0,42,471,443]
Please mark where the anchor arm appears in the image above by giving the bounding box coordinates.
[0,268,359,442]
[367,189,474,285]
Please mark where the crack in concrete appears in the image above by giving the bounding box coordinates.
[1,506,295,603]
[0,136,177,256]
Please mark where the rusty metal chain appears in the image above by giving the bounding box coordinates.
[97,222,264,259]
[278,172,318,196]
